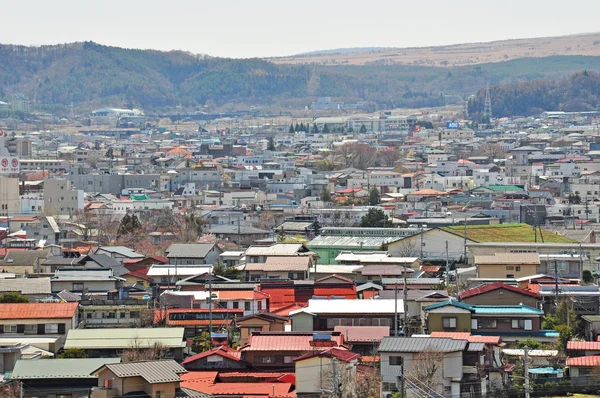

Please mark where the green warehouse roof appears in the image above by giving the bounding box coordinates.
[11,358,120,380]
[441,223,577,243]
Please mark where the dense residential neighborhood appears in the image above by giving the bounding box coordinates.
[3,108,600,398]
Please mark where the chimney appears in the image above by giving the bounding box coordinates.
[591,230,597,244]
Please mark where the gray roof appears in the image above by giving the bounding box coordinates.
[43,256,79,266]
[177,387,211,398]
[166,243,218,258]
[308,235,401,249]
[52,268,124,282]
[275,221,314,231]
[207,224,269,235]
[0,249,51,267]
[64,328,186,350]
[11,358,120,379]
[0,277,51,294]
[96,246,144,258]
[467,342,486,352]
[381,278,443,285]
[79,254,120,268]
[379,337,468,353]
[98,360,186,384]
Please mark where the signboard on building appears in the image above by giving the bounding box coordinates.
[446,121,460,129]
[0,157,19,173]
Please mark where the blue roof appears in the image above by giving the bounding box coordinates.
[475,330,559,338]
[423,299,473,312]
[529,367,563,375]
[424,300,544,316]
[472,305,544,316]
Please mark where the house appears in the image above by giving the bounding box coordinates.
[50,268,125,293]
[237,313,288,346]
[567,340,600,357]
[459,282,541,307]
[244,243,312,264]
[474,253,540,279]
[64,327,186,360]
[295,348,360,398]
[207,224,270,247]
[378,337,478,398]
[237,256,313,281]
[94,246,144,263]
[0,276,51,301]
[240,331,346,370]
[91,360,208,398]
[290,299,403,335]
[11,358,121,398]
[582,315,600,340]
[165,243,222,265]
[76,253,128,277]
[0,302,79,353]
[566,355,600,387]
[258,279,357,311]
[182,345,247,371]
[155,308,243,338]
[333,325,390,355]
[147,264,213,286]
[213,290,270,316]
[0,248,51,276]
[423,299,554,342]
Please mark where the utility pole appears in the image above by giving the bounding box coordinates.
[554,259,559,306]
[332,358,340,398]
[400,360,406,398]
[394,282,398,336]
[403,262,408,336]
[524,346,530,398]
[208,278,213,338]
[420,224,424,260]
[463,217,467,264]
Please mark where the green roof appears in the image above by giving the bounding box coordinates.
[441,223,577,243]
[11,358,120,379]
[424,299,544,315]
[424,299,473,312]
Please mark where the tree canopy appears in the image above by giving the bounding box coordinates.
[360,208,393,228]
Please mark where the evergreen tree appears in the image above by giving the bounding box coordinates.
[267,137,275,151]
[369,186,380,205]
[105,148,114,159]
[320,187,331,202]
[0,292,28,303]
[360,208,393,228]
[289,123,295,134]
[117,214,142,237]
[323,124,330,134]
[311,123,320,134]
[359,124,367,134]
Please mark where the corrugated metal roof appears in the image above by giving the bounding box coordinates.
[379,337,467,353]
[291,298,403,315]
[460,282,540,299]
[101,360,186,384]
[242,332,344,352]
[474,253,540,265]
[472,305,543,315]
[245,243,305,256]
[309,235,400,249]
[64,328,185,350]
[467,342,486,352]
[11,358,120,379]
[0,277,51,294]
[165,243,217,258]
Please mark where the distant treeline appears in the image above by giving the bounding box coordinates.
[468,70,600,118]
[1,42,600,113]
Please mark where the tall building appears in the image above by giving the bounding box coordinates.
[11,94,30,113]
[0,178,19,217]
[43,179,84,216]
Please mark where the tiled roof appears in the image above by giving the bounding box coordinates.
[567,355,600,367]
[421,265,441,273]
[0,277,51,294]
[217,290,269,300]
[242,332,344,352]
[101,360,186,384]
[567,341,600,351]
[459,282,541,300]
[0,302,78,320]
[429,332,502,345]
[184,382,294,397]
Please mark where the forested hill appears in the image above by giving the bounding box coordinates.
[1,41,600,111]
[468,71,600,118]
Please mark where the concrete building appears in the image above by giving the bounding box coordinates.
[0,178,20,217]
[44,179,84,215]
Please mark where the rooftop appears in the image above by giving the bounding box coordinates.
[96,360,186,384]
[459,282,541,300]
[379,337,467,353]
[241,331,344,352]
[64,328,185,350]
[441,223,576,243]
[11,358,120,379]
[0,302,78,320]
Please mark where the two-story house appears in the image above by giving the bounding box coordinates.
[295,348,360,398]
[474,253,540,279]
[424,299,555,342]
[165,243,222,266]
[91,360,208,398]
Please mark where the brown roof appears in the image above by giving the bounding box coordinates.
[474,253,540,265]
[0,302,78,320]
[459,282,541,300]
[99,360,186,384]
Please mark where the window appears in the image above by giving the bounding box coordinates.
[283,356,295,364]
[389,356,404,366]
[86,313,93,319]
[232,302,239,309]
[3,325,16,333]
[382,382,399,392]
[506,274,515,278]
[511,319,532,330]
[443,317,457,329]
[478,319,497,329]
[257,356,274,364]
[72,283,84,291]
[244,302,251,311]
[24,324,37,334]
[516,266,521,272]
[506,266,514,270]
[45,324,59,334]
[257,301,263,311]
[156,392,165,398]
[120,312,126,319]
[107,312,116,319]
[130,311,140,319]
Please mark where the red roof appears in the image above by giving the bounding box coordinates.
[567,355,600,367]
[294,347,360,363]
[180,371,218,386]
[242,332,344,352]
[421,265,441,273]
[123,269,152,282]
[567,341,600,351]
[182,346,242,365]
[271,303,306,317]
[217,290,270,301]
[459,282,541,300]
[0,303,78,320]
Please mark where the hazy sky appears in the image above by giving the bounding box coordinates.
[4,0,600,58]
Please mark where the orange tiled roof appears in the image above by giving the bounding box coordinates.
[567,355,600,367]
[567,341,600,351]
[0,303,78,320]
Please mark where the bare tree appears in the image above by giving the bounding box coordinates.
[334,143,356,168]
[407,348,445,396]
[329,209,356,227]
[120,341,168,362]
[351,144,378,170]
[477,143,506,160]
[394,239,419,257]
[68,210,98,242]
[379,150,401,167]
